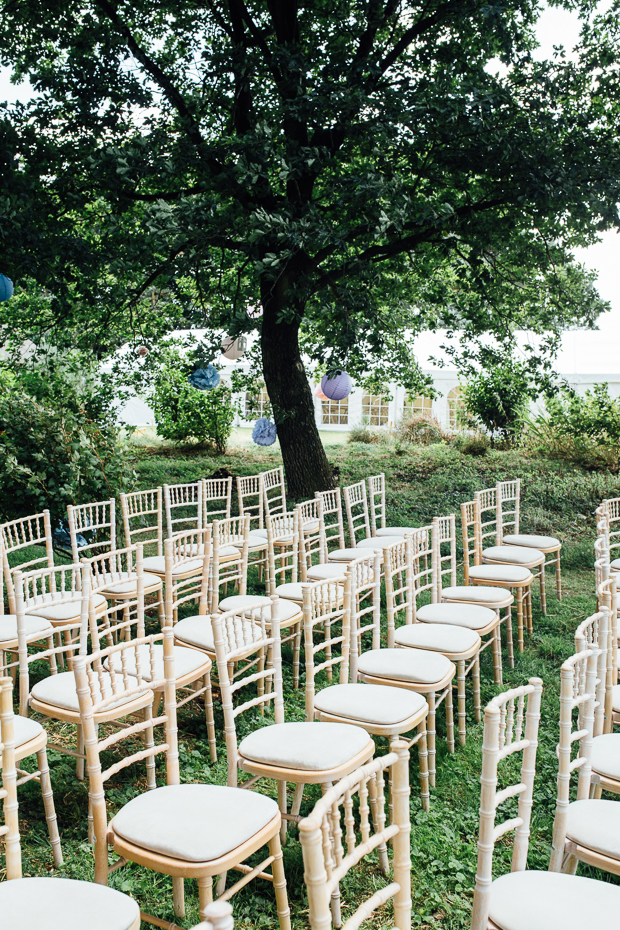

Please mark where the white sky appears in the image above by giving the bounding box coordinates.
[1,6,618,339]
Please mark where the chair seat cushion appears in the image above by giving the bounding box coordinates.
[302,520,320,533]
[356,536,403,549]
[375,527,418,537]
[250,528,268,539]
[612,684,620,714]
[0,614,52,645]
[25,594,107,622]
[31,671,146,713]
[610,558,620,572]
[276,581,343,603]
[565,798,620,859]
[469,564,533,584]
[0,876,140,930]
[441,586,513,607]
[329,548,373,562]
[590,733,620,780]
[488,868,620,930]
[314,682,427,726]
[306,564,349,581]
[216,545,241,559]
[503,533,560,550]
[395,624,480,654]
[416,603,497,629]
[112,783,278,863]
[357,648,454,685]
[483,545,543,566]
[105,644,209,682]
[219,595,301,622]
[103,572,162,596]
[174,616,215,651]
[239,721,372,772]
[142,555,203,576]
[0,713,44,749]
[248,535,268,550]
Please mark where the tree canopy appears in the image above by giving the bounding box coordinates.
[1,0,619,493]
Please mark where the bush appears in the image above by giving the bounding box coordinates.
[522,384,620,471]
[455,433,490,456]
[150,363,234,453]
[462,364,532,443]
[397,414,448,446]
[347,425,385,444]
[0,373,134,524]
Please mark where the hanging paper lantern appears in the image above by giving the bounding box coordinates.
[321,369,352,401]
[0,275,14,302]
[188,365,221,390]
[222,335,247,360]
[137,345,149,357]
[252,417,277,446]
[314,384,329,401]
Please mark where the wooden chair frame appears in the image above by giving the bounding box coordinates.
[203,477,233,524]
[0,676,24,880]
[1,510,54,614]
[597,497,620,562]
[588,574,620,796]
[314,489,346,553]
[210,517,250,613]
[299,743,412,930]
[120,487,164,564]
[343,480,371,546]
[261,466,287,521]
[236,474,269,580]
[164,481,204,538]
[367,472,387,536]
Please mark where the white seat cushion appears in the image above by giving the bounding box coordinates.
[174,615,215,651]
[503,533,560,549]
[25,594,107,622]
[375,526,418,537]
[302,520,320,533]
[307,564,349,581]
[612,684,620,714]
[250,528,268,539]
[0,713,44,749]
[0,876,140,930]
[276,581,343,603]
[248,535,268,550]
[356,536,403,549]
[239,721,372,772]
[314,682,427,726]
[219,595,301,622]
[216,545,241,559]
[590,733,620,780]
[469,565,533,584]
[395,624,480,654]
[105,644,209,682]
[31,671,146,713]
[483,546,543,566]
[103,572,161,595]
[564,798,620,859]
[143,555,203,576]
[488,868,620,930]
[112,783,278,862]
[358,648,454,685]
[441,586,513,607]
[610,558,620,572]
[0,614,52,644]
[417,603,497,630]
[329,548,371,562]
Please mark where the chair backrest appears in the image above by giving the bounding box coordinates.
[598,574,618,732]
[120,488,163,556]
[164,529,211,625]
[266,512,299,594]
[262,466,286,520]
[1,511,54,613]
[67,499,116,562]
[383,536,413,648]
[496,479,520,543]
[473,488,498,549]
[470,678,543,930]
[574,607,608,739]
[14,562,85,716]
[367,473,386,536]
[212,597,283,786]
[433,514,457,597]
[84,544,146,649]
[296,498,327,580]
[600,497,620,559]
[74,627,179,884]
[407,527,435,623]
[237,474,264,531]
[163,481,203,538]
[299,742,411,930]
[303,576,350,721]
[0,676,21,880]
[203,477,232,524]
[460,501,482,584]
[347,551,381,679]
[549,649,598,872]
[210,517,250,611]
[343,480,371,546]
[314,489,345,552]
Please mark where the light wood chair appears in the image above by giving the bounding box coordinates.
[277,499,344,592]
[120,487,164,574]
[342,480,403,551]
[75,626,291,929]
[431,514,507,685]
[261,465,287,521]
[305,563,430,812]
[314,489,346,553]
[299,742,412,930]
[496,478,562,601]
[212,594,375,843]
[391,530,482,747]
[367,472,418,537]
[0,510,55,614]
[203,477,232,523]
[596,497,620,573]
[235,474,270,581]
[0,674,141,929]
[209,516,250,612]
[163,480,203,538]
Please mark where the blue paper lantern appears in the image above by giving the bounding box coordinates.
[252,417,277,446]
[321,369,352,401]
[0,275,14,302]
[188,365,221,390]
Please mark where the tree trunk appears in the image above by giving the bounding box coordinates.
[261,281,335,499]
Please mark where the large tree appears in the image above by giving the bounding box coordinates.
[1,0,618,494]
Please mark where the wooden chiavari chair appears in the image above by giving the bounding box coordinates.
[163,480,203,538]
[0,510,55,614]
[305,564,430,811]
[367,472,418,537]
[75,626,291,928]
[235,473,270,580]
[342,480,402,551]
[209,516,250,613]
[314,488,346,553]
[120,486,164,573]
[596,497,620,573]
[496,478,562,601]
[203,476,232,523]
[299,744,412,930]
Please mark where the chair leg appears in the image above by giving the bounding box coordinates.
[555,553,562,600]
[36,747,63,867]
[292,623,301,690]
[269,831,292,930]
[76,725,85,780]
[204,672,217,762]
[143,705,156,790]
[505,600,514,669]
[426,691,436,787]
[526,589,533,636]
[456,661,466,747]
[198,875,213,918]
[472,655,481,723]
[491,625,503,685]
[278,780,288,843]
[173,876,185,919]
[516,587,525,654]
[539,563,547,615]
[416,722,430,812]
[445,682,455,754]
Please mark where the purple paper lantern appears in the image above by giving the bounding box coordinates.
[321,370,352,401]
[0,275,14,302]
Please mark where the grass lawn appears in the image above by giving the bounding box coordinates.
[11,439,620,929]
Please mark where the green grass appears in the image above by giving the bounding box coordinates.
[8,440,620,929]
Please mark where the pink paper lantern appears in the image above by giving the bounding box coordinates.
[314,385,329,400]
[321,370,352,401]
[137,345,149,357]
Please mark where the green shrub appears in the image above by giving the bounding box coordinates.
[0,373,134,524]
[462,364,532,443]
[347,425,385,444]
[455,433,490,456]
[150,363,234,453]
[397,414,448,446]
